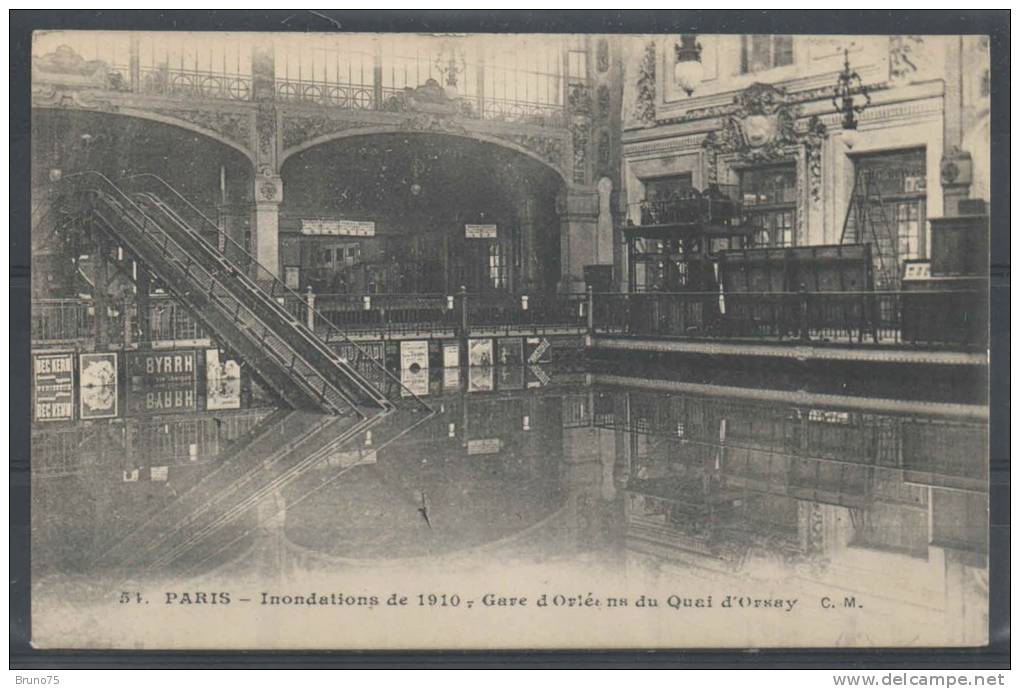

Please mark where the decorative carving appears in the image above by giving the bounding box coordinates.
[572,119,590,184]
[399,112,467,134]
[31,84,117,111]
[568,82,592,116]
[715,83,800,163]
[256,101,276,158]
[280,116,378,149]
[803,116,827,203]
[660,81,891,126]
[701,131,719,186]
[382,78,473,118]
[33,45,128,91]
[154,107,250,148]
[597,128,611,176]
[888,35,925,82]
[634,41,657,125]
[597,39,610,73]
[498,133,568,172]
[597,84,611,120]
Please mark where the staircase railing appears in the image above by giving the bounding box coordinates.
[62,171,369,415]
[126,173,431,413]
[133,192,392,413]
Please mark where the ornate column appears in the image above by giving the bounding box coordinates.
[518,197,539,293]
[557,188,601,293]
[940,36,973,217]
[251,42,282,278]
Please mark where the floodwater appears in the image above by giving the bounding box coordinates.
[29,364,990,650]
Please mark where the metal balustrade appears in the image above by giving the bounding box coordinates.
[126,173,426,413]
[59,171,389,416]
[34,33,572,127]
[591,290,988,350]
[34,287,987,353]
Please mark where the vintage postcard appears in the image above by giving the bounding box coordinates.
[28,28,990,650]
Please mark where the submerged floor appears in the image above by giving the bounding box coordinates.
[30,363,989,650]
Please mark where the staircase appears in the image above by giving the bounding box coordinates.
[60,172,397,417]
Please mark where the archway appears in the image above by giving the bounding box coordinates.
[280,132,566,295]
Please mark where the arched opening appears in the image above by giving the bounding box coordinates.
[31,109,254,298]
[280,133,565,295]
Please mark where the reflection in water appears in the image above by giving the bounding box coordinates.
[31,365,989,648]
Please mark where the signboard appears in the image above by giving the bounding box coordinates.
[79,352,119,420]
[442,367,461,391]
[468,338,494,367]
[526,337,553,364]
[206,349,242,411]
[400,368,429,398]
[468,366,494,392]
[902,260,932,281]
[467,438,502,455]
[33,352,74,422]
[497,337,523,365]
[465,224,498,239]
[400,340,429,372]
[127,350,197,415]
[442,342,461,368]
[301,218,375,237]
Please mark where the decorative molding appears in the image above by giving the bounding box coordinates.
[31,85,117,111]
[659,80,892,126]
[280,115,380,149]
[149,106,251,148]
[596,39,610,74]
[398,112,468,134]
[623,134,707,157]
[497,132,568,173]
[803,115,827,203]
[634,42,657,126]
[597,84,611,120]
[256,101,276,158]
[888,35,926,82]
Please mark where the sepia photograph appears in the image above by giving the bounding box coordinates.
[20,18,996,655]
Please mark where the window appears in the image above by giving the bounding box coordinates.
[852,148,927,274]
[740,164,797,248]
[740,35,794,74]
[488,242,507,289]
[644,174,693,202]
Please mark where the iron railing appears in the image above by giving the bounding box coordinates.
[126,173,428,412]
[592,290,988,349]
[630,185,745,228]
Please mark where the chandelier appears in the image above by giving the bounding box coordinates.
[673,35,704,97]
[832,48,871,148]
[435,42,467,99]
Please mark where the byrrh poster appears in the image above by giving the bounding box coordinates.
[24,27,992,653]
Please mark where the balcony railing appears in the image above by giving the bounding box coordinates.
[632,185,744,228]
[33,289,988,353]
[33,33,572,127]
[592,290,989,350]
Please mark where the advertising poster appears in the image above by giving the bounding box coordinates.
[127,350,197,415]
[467,338,494,367]
[442,341,460,368]
[497,337,523,365]
[442,367,461,392]
[33,352,75,422]
[79,352,119,420]
[206,349,242,411]
[468,366,494,392]
[399,340,429,371]
[525,336,553,364]
[400,367,429,398]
